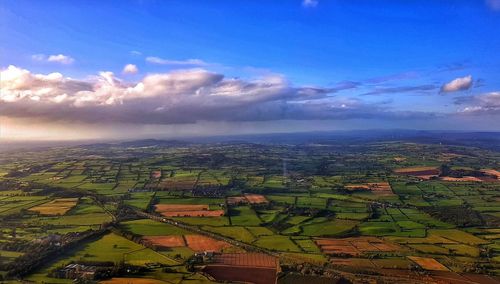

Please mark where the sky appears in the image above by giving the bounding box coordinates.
[1,0,500,140]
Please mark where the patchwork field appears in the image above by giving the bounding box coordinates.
[1,139,499,283]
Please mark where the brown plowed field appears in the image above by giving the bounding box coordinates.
[159,180,196,190]
[212,253,278,268]
[394,167,440,177]
[184,234,231,252]
[316,237,401,256]
[482,169,500,179]
[244,194,268,204]
[408,256,449,271]
[227,196,248,205]
[142,235,185,248]
[440,176,483,182]
[203,265,277,284]
[345,182,393,195]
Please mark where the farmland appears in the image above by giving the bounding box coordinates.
[0,137,499,283]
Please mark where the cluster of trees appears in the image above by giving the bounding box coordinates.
[422,205,484,227]
[439,164,489,178]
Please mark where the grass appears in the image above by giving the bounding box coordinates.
[358,221,398,236]
[286,215,311,225]
[296,197,327,209]
[254,235,301,252]
[120,219,189,236]
[396,220,426,230]
[202,226,255,243]
[0,249,24,258]
[246,226,274,236]
[229,206,262,226]
[293,238,321,253]
[38,212,112,226]
[257,209,280,223]
[443,244,480,257]
[71,198,106,214]
[430,229,489,245]
[300,219,358,237]
[336,212,370,220]
[409,244,450,254]
[265,195,295,204]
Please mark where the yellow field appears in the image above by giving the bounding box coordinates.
[29,198,78,215]
[408,256,449,271]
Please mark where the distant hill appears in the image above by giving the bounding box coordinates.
[118,139,190,148]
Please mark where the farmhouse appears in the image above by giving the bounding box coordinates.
[53,263,98,280]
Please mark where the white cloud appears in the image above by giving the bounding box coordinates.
[130,50,142,56]
[458,92,500,114]
[47,54,75,64]
[0,65,432,125]
[32,54,75,65]
[440,75,473,93]
[302,0,318,8]
[122,64,138,74]
[145,56,207,66]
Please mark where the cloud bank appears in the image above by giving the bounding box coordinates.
[456,92,500,114]
[0,65,434,125]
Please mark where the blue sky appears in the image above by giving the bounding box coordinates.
[1,0,500,140]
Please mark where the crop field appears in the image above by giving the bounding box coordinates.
[229,206,262,226]
[407,256,449,271]
[244,194,268,204]
[120,219,189,236]
[394,166,440,179]
[142,235,186,248]
[28,198,78,215]
[184,235,232,252]
[315,237,402,256]
[0,139,499,283]
[202,253,280,284]
[155,204,224,217]
[202,226,255,243]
